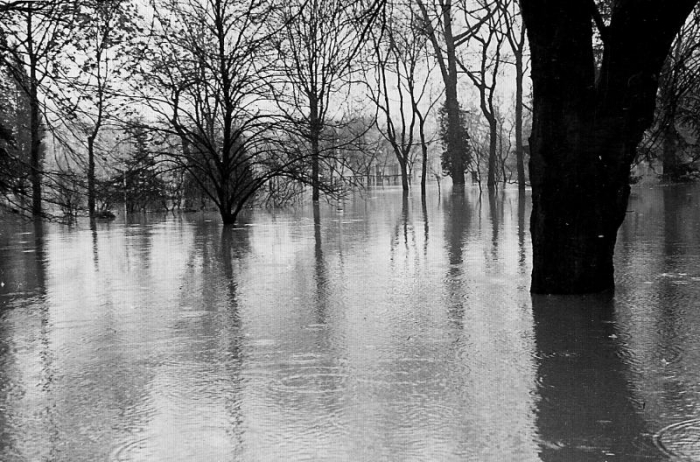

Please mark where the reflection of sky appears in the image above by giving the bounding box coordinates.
[234,188,539,461]
[2,185,699,460]
[0,186,555,461]
[615,185,700,442]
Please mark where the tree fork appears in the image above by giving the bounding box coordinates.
[521,0,696,294]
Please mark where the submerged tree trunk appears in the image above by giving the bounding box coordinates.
[487,117,498,189]
[311,135,320,202]
[87,135,97,218]
[220,209,236,225]
[521,0,696,294]
[420,141,428,196]
[310,97,321,202]
[399,158,409,191]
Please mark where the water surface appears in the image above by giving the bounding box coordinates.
[0,184,699,461]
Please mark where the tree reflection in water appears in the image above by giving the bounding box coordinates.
[442,187,470,328]
[313,202,329,325]
[1,185,700,460]
[532,293,652,461]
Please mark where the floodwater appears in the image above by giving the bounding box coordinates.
[0,184,699,461]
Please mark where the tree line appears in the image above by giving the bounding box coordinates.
[0,0,536,225]
[2,0,700,293]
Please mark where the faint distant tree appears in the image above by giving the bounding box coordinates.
[139,0,300,225]
[91,123,168,213]
[340,115,384,187]
[271,0,384,202]
[118,124,168,212]
[0,0,77,216]
[367,2,440,193]
[50,167,82,221]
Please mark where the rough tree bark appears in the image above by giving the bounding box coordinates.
[521,0,697,294]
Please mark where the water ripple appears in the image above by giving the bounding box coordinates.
[654,418,700,460]
[109,437,151,462]
[270,365,349,395]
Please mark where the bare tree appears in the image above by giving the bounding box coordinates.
[271,0,383,202]
[415,0,490,187]
[367,2,440,193]
[456,0,505,190]
[140,0,296,225]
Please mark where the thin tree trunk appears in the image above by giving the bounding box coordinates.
[445,77,465,187]
[417,0,465,187]
[662,123,681,180]
[487,118,498,189]
[87,136,96,217]
[311,135,320,201]
[515,53,525,191]
[443,1,466,187]
[310,97,321,202]
[28,8,41,217]
[399,158,409,191]
[420,142,428,196]
[29,77,41,216]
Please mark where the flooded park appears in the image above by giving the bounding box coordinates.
[0,183,698,461]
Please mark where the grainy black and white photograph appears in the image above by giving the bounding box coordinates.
[0,0,699,460]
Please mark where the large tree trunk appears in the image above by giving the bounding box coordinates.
[522,0,695,294]
[529,114,631,293]
[220,204,236,225]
